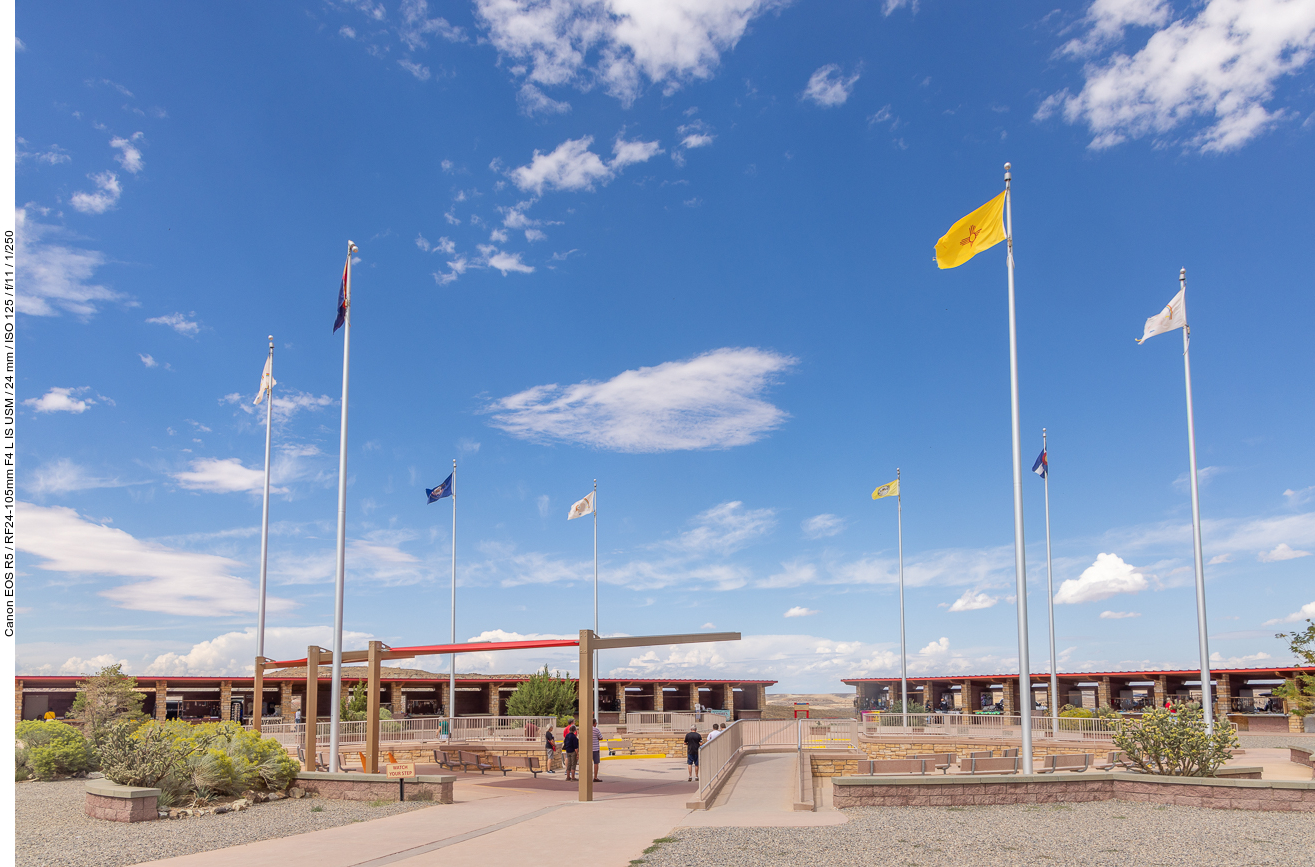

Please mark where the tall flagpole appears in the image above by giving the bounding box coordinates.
[329,241,357,773]
[1042,428,1058,730]
[450,459,457,722]
[593,479,599,719]
[896,468,906,712]
[257,336,274,666]
[1180,268,1214,733]
[1004,163,1034,772]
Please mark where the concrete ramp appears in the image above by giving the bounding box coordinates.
[680,752,845,828]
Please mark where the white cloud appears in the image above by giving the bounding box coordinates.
[143,626,377,676]
[17,503,291,617]
[947,589,999,612]
[881,0,917,14]
[509,136,661,194]
[1285,486,1315,506]
[172,457,284,494]
[17,141,71,165]
[70,171,122,214]
[1209,650,1274,667]
[1265,600,1315,625]
[16,212,123,317]
[398,59,432,80]
[668,501,775,557]
[147,312,200,336]
[475,0,776,106]
[518,83,572,116]
[486,347,795,452]
[222,389,335,424]
[1040,0,1315,152]
[24,386,96,414]
[399,0,465,49]
[1054,553,1149,604]
[490,228,509,243]
[415,233,456,254]
[680,133,714,148]
[340,25,357,38]
[1258,543,1311,562]
[1207,553,1232,565]
[109,133,145,173]
[58,654,130,676]
[537,494,551,518]
[802,63,861,107]
[28,458,140,495]
[480,246,535,275]
[1174,465,1224,493]
[1100,610,1142,619]
[139,353,158,368]
[801,513,846,539]
[784,606,818,618]
[524,228,547,242]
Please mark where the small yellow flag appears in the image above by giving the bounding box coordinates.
[872,479,899,500]
[934,190,1007,269]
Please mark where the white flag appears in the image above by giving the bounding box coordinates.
[254,356,275,405]
[1137,288,1186,344]
[567,491,595,520]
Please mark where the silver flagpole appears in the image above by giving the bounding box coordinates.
[897,468,906,712]
[329,241,357,773]
[593,480,599,719]
[1180,268,1214,733]
[450,459,457,724]
[1003,163,1034,772]
[257,335,274,664]
[1043,428,1058,732]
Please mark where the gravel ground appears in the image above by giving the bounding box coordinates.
[1239,733,1315,750]
[17,779,438,867]
[641,802,1315,867]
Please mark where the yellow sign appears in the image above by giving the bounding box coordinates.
[385,762,416,779]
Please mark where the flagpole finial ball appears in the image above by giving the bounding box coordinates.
[1004,162,1011,171]
[1180,267,1186,279]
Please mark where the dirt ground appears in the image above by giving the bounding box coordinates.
[762,693,857,719]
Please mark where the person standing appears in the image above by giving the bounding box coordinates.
[544,726,557,774]
[684,725,702,782]
[562,718,579,781]
[591,719,602,783]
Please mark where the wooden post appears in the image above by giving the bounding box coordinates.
[304,646,321,771]
[365,641,382,773]
[578,629,594,803]
[253,659,265,733]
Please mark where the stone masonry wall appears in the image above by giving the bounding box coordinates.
[85,792,159,822]
[296,778,452,803]
[858,738,1100,762]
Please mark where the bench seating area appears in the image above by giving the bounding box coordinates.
[966,756,1020,775]
[1093,750,1132,771]
[860,758,930,776]
[458,750,493,774]
[1035,753,1093,774]
[910,752,955,774]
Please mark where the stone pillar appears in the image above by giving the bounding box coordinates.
[1097,677,1112,710]
[617,683,627,718]
[1002,680,1018,715]
[723,683,736,720]
[757,684,767,711]
[439,681,449,716]
[1153,676,1167,708]
[1214,673,1232,718]
[653,682,664,713]
[220,681,232,721]
[488,683,501,716]
[389,682,404,717]
[1049,681,1065,713]
[156,681,168,722]
[962,680,980,712]
[280,681,294,722]
[15,679,22,722]
[689,684,699,714]
[925,682,940,710]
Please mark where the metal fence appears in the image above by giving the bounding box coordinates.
[862,713,1121,741]
[251,715,555,748]
[696,719,808,799]
[626,712,724,733]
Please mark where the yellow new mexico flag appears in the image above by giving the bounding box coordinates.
[934,190,1006,269]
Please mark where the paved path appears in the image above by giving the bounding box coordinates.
[680,752,844,828]
[138,754,837,867]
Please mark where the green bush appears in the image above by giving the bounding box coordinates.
[98,720,298,806]
[15,721,95,780]
[1113,702,1238,777]
[507,666,578,719]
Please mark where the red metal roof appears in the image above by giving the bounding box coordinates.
[16,674,776,686]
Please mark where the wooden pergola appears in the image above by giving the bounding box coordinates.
[257,629,739,802]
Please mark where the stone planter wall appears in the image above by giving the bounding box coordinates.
[84,780,160,823]
[295,772,454,803]
[857,736,1104,762]
[832,769,1315,812]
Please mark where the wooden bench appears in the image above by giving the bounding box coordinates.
[1093,750,1131,771]
[499,756,544,778]
[607,739,633,756]
[911,753,955,774]
[1036,753,1092,774]
[968,750,994,760]
[458,750,492,774]
[1000,748,1019,758]
[860,758,929,776]
[966,756,1019,775]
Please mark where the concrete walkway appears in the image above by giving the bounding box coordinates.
[138,754,839,867]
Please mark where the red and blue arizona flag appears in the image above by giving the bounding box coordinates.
[333,254,350,333]
[1031,449,1047,480]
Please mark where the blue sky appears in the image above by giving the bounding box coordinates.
[15,0,1315,691]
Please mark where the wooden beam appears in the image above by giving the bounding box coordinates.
[578,629,593,803]
[365,641,382,773]
[304,646,320,771]
[252,657,265,733]
[591,631,740,651]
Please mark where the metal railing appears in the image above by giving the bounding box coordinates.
[799,718,859,749]
[696,719,806,799]
[863,713,1121,741]
[626,712,724,733]
[1230,697,1286,714]
[251,715,555,748]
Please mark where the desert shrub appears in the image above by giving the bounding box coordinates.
[98,720,298,806]
[340,682,394,722]
[1059,705,1092,717]
[68,664,146,747]
[1273,620,1315,716]
[1113,702,1238,777]
[1094,705,1120,719]
[16,721,95,780]
[507,666,578,719]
